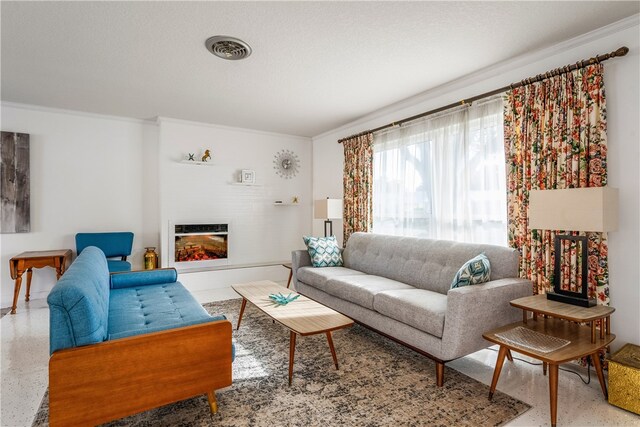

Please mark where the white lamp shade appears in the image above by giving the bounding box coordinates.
[528,187,618,232]
[314,199,343,220]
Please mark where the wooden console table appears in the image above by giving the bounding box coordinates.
[483,294,615,427]
[9,249,72,314]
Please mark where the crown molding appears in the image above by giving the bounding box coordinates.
[0,101,157,125]
[312,14,640,141]
[156,116,311,142]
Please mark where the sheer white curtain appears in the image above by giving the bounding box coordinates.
[372,97,507,246]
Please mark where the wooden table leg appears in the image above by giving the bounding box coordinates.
[606,316,610,335]
[506,349,513,362]
[286,269,293,289]
[55,256,64,280]
[591,321,596,343]
[592,352,608,399]
[25,268,33,302]
[289,331,297,386]
[543,362,548,376]
[236,298,247,330]
[11,272,24,315]
[600,319,605,339]
[326,331,339,370]
[549,364,559,427]
[489,345,508,400]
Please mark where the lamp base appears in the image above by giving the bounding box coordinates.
[546,291,597,307]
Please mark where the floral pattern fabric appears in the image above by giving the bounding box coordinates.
[504,63,609,305]
[343,133,374,244]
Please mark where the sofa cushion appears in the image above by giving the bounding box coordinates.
[108,282,215,340]
[296,266,366,291]
[48,247,110,354]
[303,235,343,267]
[343,232,519,295]
[324,275,414,310]
[373,289,448,338]
[451,253,491,288]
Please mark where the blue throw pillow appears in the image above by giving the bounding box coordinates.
[303,235,343,268]
[451,253,491,289]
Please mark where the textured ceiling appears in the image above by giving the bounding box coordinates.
[1,1,638,137]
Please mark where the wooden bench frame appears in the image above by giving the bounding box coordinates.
[49,320,232,426]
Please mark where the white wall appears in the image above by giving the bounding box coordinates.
[312,17,640,349]
[0,106,313,308]
[0,104,159,307]
[157,118,312,268]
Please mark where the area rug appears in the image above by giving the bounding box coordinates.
[33,299,530,426]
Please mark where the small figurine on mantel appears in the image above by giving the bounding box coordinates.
[187,153,195,161]
[201,149,211,162]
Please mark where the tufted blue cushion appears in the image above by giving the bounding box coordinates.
[107,282,218,340]
[110,268,178,289]
[48,246,110,354]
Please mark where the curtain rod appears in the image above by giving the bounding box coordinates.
[338,46,629,144]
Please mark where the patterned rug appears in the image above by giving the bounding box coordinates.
[33,299,530,426]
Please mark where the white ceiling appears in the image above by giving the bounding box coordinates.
[1,1,638,137]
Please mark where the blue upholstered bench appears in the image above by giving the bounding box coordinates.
[47,246,233,426]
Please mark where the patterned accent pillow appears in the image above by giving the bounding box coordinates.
[450,253,491,289]
[302,235,343,268]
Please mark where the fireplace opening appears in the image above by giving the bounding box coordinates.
[173,223,228,265]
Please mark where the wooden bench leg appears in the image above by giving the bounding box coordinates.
[207,391,218,414]
[435,362,445,387]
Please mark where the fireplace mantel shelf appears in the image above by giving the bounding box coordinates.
[176,260,290,274]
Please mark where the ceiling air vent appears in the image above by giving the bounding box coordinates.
[205,36,252,60]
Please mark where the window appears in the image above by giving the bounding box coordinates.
[372,97,507,246]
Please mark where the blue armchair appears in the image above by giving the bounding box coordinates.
[75,232,134,272]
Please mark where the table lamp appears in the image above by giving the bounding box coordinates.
[528,187,618,307]
[314,198,343,237]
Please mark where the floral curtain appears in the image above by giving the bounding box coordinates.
[343,133,374,244]
[504,63,609,305]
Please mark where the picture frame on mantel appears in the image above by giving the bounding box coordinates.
[241,169,255,184]
[1,131,30,233]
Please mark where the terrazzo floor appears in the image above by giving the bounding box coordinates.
[1,285,638,427]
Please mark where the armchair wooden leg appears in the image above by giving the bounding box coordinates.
[207,391,218,414]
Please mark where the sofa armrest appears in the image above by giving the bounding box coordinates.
[291,250,311,287]
[110,268,178,289]
[440,278,532,361]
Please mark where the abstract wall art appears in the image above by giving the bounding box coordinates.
[1,131,30,233]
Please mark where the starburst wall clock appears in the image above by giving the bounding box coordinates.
[273,149,300,179]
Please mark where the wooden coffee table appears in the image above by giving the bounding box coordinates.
[231,280,353,385]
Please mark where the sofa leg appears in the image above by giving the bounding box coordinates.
[436,362,445,387]
[207,391,218,414]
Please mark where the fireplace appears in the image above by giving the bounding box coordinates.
[171,223,229,269]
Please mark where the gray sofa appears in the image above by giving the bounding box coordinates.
[292,232,532,386]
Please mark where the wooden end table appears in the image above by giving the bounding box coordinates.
[232,280,353,385]
[282,263,292,288]
[9,250,72,314]
[483,294,615,427]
